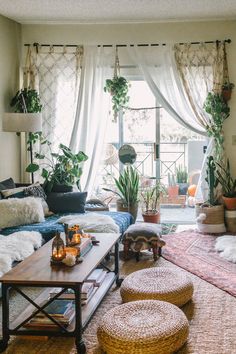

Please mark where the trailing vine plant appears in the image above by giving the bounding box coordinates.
[104,47,130,122]
[203,91,230,162]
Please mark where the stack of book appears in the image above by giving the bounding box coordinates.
[48,269,107,307]
[85,269,107,287]
[77,237,93,257]
[24,299,75,330]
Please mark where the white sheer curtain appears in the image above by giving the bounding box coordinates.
[126,44,227,202]
[70,46,113,194]
[127,45,205,135]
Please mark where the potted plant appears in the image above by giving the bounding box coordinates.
[221,82,234,102]
[141,182,166,223]
[26,133,88,193]
[103,165,139,221]
[167,173,179,197]
[215,159,236,210]
[176,165,188,195]
[10,88,42,113]
[195,156,225,233]
[104,76,130,122]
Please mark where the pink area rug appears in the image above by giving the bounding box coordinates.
[162,230,236,297]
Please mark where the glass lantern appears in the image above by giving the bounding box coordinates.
[51,231,66,263]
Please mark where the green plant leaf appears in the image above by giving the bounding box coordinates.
[26,163,39,173]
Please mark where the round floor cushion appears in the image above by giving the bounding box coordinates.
[120,267,193,307]
[97,300,189,354]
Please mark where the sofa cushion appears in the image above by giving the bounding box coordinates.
[0,197,45,229]
[46,192,87,213]
[0,178,16,199]
[1,186,25,199]
[0,177,16,190]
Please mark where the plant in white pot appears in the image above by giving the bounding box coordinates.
[195,156,225,233]
[141,182,166,223]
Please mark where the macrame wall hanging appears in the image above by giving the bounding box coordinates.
[104,47,161,122]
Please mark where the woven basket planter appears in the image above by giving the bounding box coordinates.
[225,210,236,233]
[97,300,189,354]
[195,204,226,233]
[120,267,193,307]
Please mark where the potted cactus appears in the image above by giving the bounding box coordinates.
[176,165,189,195]
[195,156,225,233]
[167,173,179,197]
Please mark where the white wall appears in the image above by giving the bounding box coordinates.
[0,15,21,181]
[22,20,236,171]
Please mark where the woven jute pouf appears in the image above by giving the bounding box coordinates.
[97,300,189,354]
[120,267,193,307]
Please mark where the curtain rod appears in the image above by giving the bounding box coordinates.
[24,39,231,48]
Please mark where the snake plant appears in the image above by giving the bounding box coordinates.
[216,159,236,198]
[104,165,139,206]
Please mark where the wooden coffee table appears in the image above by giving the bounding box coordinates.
[0,233,121,353]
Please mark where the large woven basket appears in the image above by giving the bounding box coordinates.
[120,267,193,307]
[195,204,224,225]
[97,300,189,354]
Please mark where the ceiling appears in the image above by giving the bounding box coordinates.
[0,0,236,24]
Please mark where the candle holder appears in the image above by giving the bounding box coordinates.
[64,223,83,246]
[51,231,66,264]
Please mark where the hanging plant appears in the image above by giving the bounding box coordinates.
[104,76,130,121]
[203,91,230,161]
[221,82,234,102]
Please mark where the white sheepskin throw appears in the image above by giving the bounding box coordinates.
[215,236,236,263]
[0,197,45,229]
[0,231,42,277]
[58,213,119,234]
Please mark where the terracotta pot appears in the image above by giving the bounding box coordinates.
[142,211,160,224]
[116,199,138,222]
[168,185,179,197]
[222,196,236,210]
[222,89,232,102]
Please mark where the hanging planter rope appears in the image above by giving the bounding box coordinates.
[104,47,130,122]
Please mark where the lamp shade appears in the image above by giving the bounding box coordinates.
[3,113,42,132]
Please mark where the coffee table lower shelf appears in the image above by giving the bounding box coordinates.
[10,272,116,335]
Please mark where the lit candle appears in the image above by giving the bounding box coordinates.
[73,233,81,245]
[65,247,78,257]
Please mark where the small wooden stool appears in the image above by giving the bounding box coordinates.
[122,223,165,261]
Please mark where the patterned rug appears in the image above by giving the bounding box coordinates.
[162,229,236,297]
[1,256,236,353]
[161,223,177,235]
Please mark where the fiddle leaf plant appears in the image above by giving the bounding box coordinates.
[104,76,130,121]
[26,133,88,192]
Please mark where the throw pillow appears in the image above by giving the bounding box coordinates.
[0,197,45,229]
[0,177,16,190]
[0,178,16,199]
[24,182,47,200]
[1,186,25,199]
[46,192,87,213]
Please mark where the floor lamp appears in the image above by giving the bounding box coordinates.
[3,113,42,183]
